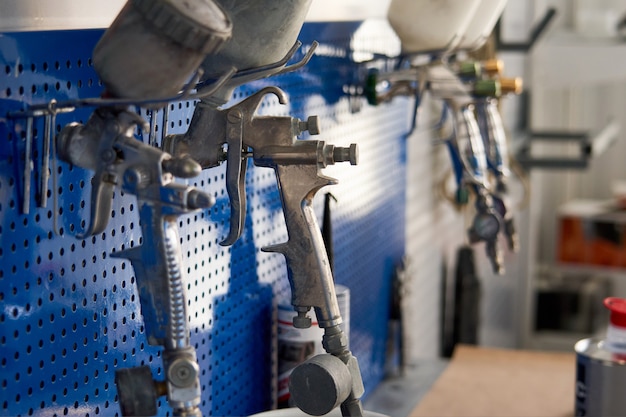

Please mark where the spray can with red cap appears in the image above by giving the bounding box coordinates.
[575,297,626,416]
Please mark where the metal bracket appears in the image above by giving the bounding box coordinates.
[6,68,236,120]
[495,7,557,52]
[514,120,620,170]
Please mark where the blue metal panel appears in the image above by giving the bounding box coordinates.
[0,22,407,416]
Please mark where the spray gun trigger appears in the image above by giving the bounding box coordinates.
[77,176,115,238]
[220,108,247,246]
[219,158,247,246]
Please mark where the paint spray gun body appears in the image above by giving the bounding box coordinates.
[55,1,233,415]
[163,1,366,414]
[164,85,364,416]
[473,76,523,252]
[428,64,505,274]
[57,106,215,416]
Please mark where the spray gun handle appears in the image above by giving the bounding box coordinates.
[216,87,358,324]
[458,105,490,189]
[263,163,343,327]
[112,184,212,347]
[450,104,506,273]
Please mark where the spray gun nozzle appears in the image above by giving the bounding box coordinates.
[334,143,359,165]
[162,156,202,179]
[187,189,215,210]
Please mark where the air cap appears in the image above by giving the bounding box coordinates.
[604,297,626,328]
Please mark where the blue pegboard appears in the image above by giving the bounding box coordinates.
[0,21,407,416]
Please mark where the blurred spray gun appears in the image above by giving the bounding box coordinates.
[162,2,365,415]
[364,0,508,117]
[55,1,233,415]
[431,72,505,275]
[364,0,504,102]
[452,57,525,252]
[474,74,523,252]
[364,0,510,274]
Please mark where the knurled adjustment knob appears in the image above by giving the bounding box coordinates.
[333,143,359,165]
[483,59,504,77]
[473,79,501,98]
[132,0,233,54]
[500,77,523,95]
[458,61,481,79]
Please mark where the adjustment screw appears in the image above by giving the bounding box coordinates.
[299,115,321,135]
[168,358,199,388]
[293,312,312,329]
[333,143,358,165]
[123,168,149,188]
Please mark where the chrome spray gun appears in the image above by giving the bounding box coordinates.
[473,75,523,252]
[163,1,365,415]
[57,107,215,416]
[54,0,233,415]
[365,63,505,274]
[428,64,506,274]
[164,85,364,416]
[453,59,523,252]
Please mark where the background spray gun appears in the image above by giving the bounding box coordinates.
[473,75,523,252]
[429,64,505,275]
[454,58,523,252]
[164,85,364,416]
[54,0,233,415]
[363,64,505,274]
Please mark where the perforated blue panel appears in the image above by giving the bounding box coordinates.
[0,22,407,416]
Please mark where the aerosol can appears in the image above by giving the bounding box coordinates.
[575,297,626,416]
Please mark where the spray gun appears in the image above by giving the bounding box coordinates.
[54,1,233,415]
[436,85,505,275]
[164,85,364,416]
[366,59,505,274]
[57,107,215,416]
[473,75,523,252]
[162,1,365,414]
[454,58,523,252]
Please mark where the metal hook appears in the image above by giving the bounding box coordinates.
[22,116,34,215]
[6,67,237,120]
